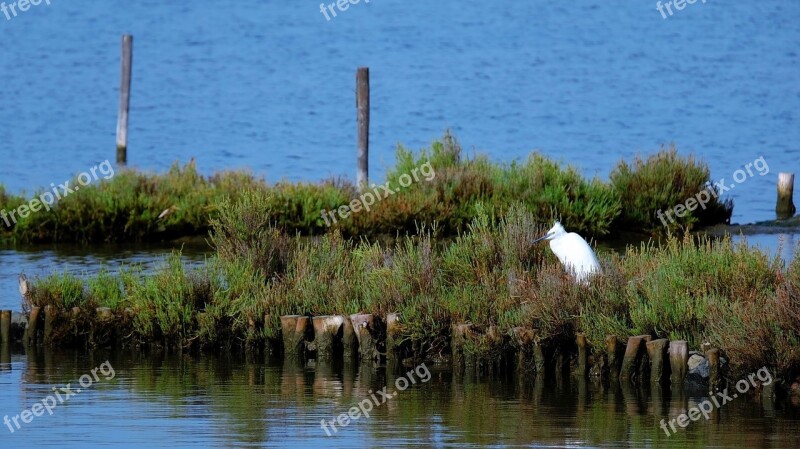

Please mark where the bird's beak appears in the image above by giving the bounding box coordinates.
[532,234,549,244]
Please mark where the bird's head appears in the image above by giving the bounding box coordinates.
[532,221,566,243]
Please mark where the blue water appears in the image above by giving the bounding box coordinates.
[0,0,798,225]
[1,3,800,446]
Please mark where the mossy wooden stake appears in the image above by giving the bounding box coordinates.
[776,172,795,219]
[281,315,310,360]
[25,306,41,346]
[706,348,722,393]
[576,333,588,378]
[312,315,344,361]
[0,310,10,345]
[669,340,688,387]
[646,338,669,384]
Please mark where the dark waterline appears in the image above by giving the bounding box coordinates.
[0,348,798,448]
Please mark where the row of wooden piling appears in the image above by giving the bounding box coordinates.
[0,307,736,393]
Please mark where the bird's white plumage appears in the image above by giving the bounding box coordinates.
[534,222,601,283]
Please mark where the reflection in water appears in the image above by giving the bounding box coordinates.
[1,348,798,448]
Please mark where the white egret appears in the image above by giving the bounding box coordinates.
[532,221,601,283]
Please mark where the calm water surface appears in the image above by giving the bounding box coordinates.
[0,349,798,448]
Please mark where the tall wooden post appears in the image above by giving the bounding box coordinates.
[356,67,369,189]
[116,35,133,166]
[776,173,795,219]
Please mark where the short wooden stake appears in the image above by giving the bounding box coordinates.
[451,323,472,370]
[96,307,113,321]
[620,335,647,383]
[116,34,133,166]
[706,348,722,393]
[576,333,588,378]
[637,335,652,381]
[386,313,402,363]
[0,310,10,345]
[512,327,535,374]
[776,172,795,218]
[43,305,56,344]
[669,340,688,387]
[533,339,546,377]
[646,338,669,384]
[349,313,383,363]
[25,306,41,346]
[356,67,369,189]
[605,335,622,380]
[341,315,358,360]
[280,315,310,359]
[312,315,344,360]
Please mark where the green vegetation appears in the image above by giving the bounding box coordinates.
[26,204,800,381]
[610,147,732,233]
[1,133,732,244]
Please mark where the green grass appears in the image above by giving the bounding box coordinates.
[1,133,733,244]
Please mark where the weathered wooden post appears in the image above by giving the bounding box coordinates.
[605,335,622,380]
[96,307,113,321]
[312,315,344,361]
[263,314,281,357]
[706,348,722,393]
[43,305,56,345]
[576,333,588,378]
[116,34,133,166]
[776,173,795,219]
[646,338,669,384]
[281,315,310,360]
[637,335,652,381]
[533,339,547,378]
[356,67,369,189]
[512,327,535,374]
[619,335,646,382]
[451,323,472,371]
[385,313,403,364]
[25,306,41,346]
[0,310,10,345]
[349,313,383,363]
[341,315,358,361]
[669,340,688,387]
